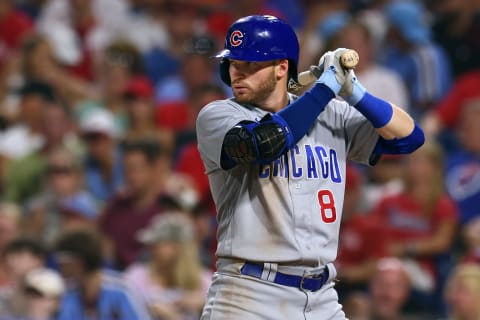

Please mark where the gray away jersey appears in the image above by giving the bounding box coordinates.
[196,95,379,266]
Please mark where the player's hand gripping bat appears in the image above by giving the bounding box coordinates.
[289,49,359,93]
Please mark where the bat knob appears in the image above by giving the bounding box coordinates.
[340,49,359,69]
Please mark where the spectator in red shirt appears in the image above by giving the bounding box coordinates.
[371,141,459,313]
[336,164,386,298]
[98,139,171,270]
[423,70,480,138]
[422,70,480,227]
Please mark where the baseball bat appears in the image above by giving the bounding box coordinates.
[296,49,359,88]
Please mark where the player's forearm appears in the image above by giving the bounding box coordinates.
[353,93,425,155]
[376,104,415,140]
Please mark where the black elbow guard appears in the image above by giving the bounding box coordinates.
[223,116,288,165]
[223,123,257,164]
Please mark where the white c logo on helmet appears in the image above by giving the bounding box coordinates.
[230,30,244,47]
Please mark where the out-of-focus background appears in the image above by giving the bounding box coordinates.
[0,0,478,319]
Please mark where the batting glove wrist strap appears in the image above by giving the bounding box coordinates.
[339,71,366,105]
[354,92,393,128]
[317,65,342,95]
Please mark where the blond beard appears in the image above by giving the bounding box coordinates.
[233,68,277,106]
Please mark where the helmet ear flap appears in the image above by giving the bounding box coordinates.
[219,59,231,86]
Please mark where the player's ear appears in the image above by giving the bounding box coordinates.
[275,59,289,79]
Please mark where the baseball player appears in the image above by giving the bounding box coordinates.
[196,15,424,320]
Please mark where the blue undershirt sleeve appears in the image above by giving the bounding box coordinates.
[277,83,335,145]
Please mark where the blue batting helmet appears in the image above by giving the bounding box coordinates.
[215,15,299,86]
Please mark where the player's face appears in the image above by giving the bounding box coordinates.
[229,59,277,105]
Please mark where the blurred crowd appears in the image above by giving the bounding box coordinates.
[0,0,478,319]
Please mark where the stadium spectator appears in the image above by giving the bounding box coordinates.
[336,164,386,297]
[79,108,124,204]
[2,95,82,207]
[380,0,452,116]
[124,212,212,320]
[98,139,169,269]
[24,147,99,246]
[0,33,96,110]
[422,70,480,138]
[444,263,480,320]
[0,81,53,160]
[460,217,480,264]
[41,101,80,155]
[123,0,170,54]
[21,267,65,320]
[371,142,459,313]
[205,0,288,46]
[368,258,411,320]
[0,0,33,70]
[154,34,220,104]
[1,81,57,203]
[140,2,208,88]
[53,229,151,320]
[342,291,371,320]
[173,83,226,150]
[189,203,216,270]
[76,40,145,136]
[0,237,47,318]
[296,3,349,72]
[36,0,131,81]
[449,111,480,224]
[326,18,409,112]
[0,203,21,288]
[173,83,226,205]
[123,75,174,152]
[363,154,405,212]
[429,0,480,78]
[422,71,480,225]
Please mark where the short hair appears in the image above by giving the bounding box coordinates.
[53,229,103,273]
[17,81,56,103]
[104,40,144,75]
[3,237,47,259]
[122,139,164,163]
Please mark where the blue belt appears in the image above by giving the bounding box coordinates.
[240,262,329,292]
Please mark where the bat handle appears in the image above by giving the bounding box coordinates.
[298,65,322,86]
